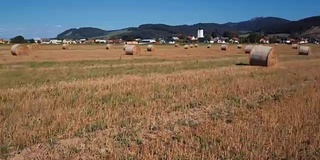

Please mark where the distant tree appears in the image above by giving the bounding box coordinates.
[269,36,278,43]
[223,31,238,39]
[204,35,212,41]
[121,35,135,41]
[211,31,219,38]
[223,31,232,38]
[245,33,263,43]
[10,35,25,43]
[239,37,244,44]
[28,39,35,43]
[289,33,299,39]
[178,34,187,40]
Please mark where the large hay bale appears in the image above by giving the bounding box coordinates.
[245,45,254,54]
[221,45,228,51]
[125,45,141,55]
[298,46,311,55]
[184,45,189,49]
[147,44,155,52]
[175,44,179,47]
[62,44,70,50]
[190,44,194,48]
[11,44,30,56]
[207,45,211,48]
[27,43,40,51]
[250,46,278,67]
[106,44,113,50]
[292,44,299,49]
[194,44,198,48]
[237,45,243,49]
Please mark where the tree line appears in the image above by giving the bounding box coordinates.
[10,35,38,44]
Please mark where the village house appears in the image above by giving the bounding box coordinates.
[63,39,76,44]
[139,39,156,44]
[229,37,240,44]
[78,39,87,44]
[188,35,197,41]
[95,39,107,44]
[108,39,122,44]
[299,38,308,44]
[260,37,270,44]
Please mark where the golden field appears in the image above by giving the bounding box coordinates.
[0,44,319,159]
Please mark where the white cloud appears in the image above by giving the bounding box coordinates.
[55,25,63,28]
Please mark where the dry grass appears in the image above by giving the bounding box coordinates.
[0,44,320,159]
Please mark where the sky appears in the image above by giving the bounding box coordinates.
[0,0,319,39]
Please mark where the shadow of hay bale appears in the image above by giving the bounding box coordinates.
[236,62,250,66]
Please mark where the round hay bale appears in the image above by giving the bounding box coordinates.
[194,44,198,48]
[11,44,30,56]
[292,44,299,49]
[62,44,70,50]
[207,45,211,48]
[125,45,141,55]
[147,44,155,52]
[106,44,113,50]
[245,45,255,54]
[184,45,189,49]
[275,43,278,46]
[175,44,180,47]
[221,45,228,51]
[250,46,278,67]
[190,44,194,48]
[298,46,311,55]
[27,43,40,51]
[237,45,243,49]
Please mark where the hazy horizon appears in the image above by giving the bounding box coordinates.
[0,0,319,39]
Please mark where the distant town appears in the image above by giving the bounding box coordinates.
[1,27,319,45]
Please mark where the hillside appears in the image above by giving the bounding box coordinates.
[301,26,320,40]
[56,16,320,39]
[223,17,290,32]
[57,27,109,39]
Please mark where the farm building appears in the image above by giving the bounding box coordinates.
[260,37,270,44]
[95,39,107,44]
[139,39,156,44]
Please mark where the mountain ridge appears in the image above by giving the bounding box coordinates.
[56,16,320,40]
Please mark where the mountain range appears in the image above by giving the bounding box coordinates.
[57,16,320,40]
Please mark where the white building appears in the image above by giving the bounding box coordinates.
[63,39,76,44]
[197,28,204,38]
[95,39,107,43]
[172,37,179,41]
[139,39,156,44]
[189,36,197,41]
[49,39,62,44]
[299,39,308,44]
[79,39,87,44]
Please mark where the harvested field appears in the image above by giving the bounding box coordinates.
[0,44,320,159]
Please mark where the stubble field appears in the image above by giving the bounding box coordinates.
[0,44,319,159]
